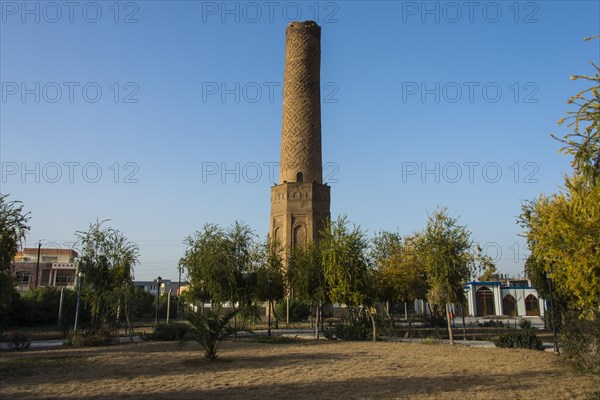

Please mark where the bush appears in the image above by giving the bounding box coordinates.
[561,311,600,373]
[274,300,311,322]
[494,330,542,350]
[68,326,115,347]
[152,322,191,341]
[6,331,31,351]
[479,319,507,328]
[424,314,447,328]
[324,316,371,341]
[3,287,83,331]
[519,318,532,329]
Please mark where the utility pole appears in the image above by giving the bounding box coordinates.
[35,240,41,288]
[177,265,182,320]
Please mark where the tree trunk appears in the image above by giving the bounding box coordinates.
[461,303,467,341]
[446,303,454,345]
[315,299,320,339]
[232,304,237,339]
[368,307,377,342]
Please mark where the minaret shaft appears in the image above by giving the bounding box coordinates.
[279,21,323,185]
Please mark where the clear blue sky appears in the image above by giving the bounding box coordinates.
[1,0,599,281]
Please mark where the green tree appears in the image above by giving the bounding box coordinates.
[75,220,139,326]
[0,194,30,320]
[519,43,599,371]
[519,43,600,319]
[373,233,428,320]
[287,241,327,337]
[180,221,259,331]
[253,236,285,326]
[320,215,376,340]
[180,223,224,308]
[419,207,473,345]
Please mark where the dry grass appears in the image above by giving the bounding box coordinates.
[1,339,598,399]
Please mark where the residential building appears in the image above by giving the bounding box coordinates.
[11,248,78,291]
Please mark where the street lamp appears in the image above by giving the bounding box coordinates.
[73,268,85,333]
[268,277,273,337]
[155,276,162,326]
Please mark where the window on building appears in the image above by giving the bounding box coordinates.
[296,172,303,182]
[42,256,58,262]
[54,272,73,287]
[15,272,31,288]
[40,270,51,286]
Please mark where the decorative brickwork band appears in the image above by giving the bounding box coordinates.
[280,21,323,184]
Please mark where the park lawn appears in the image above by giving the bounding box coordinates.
[0,339,598,399]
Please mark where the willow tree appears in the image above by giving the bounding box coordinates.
[321,215,376,340]
[0,194,30,319]
[287,241,327,338]
[181,221,259,331]
[419,207,473,345]
[75,220,139,326]
[373,232,428,324]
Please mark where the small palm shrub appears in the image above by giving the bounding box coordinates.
[186,308,238,361]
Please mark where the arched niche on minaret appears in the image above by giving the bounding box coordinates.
[293,224,307,249]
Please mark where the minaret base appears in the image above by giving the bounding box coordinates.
[270,182,330,252]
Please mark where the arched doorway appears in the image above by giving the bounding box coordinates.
[476,287,495,316]
[502,294,517,317]
[525,294,540,316]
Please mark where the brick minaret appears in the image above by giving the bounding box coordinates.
[270,21,330,252]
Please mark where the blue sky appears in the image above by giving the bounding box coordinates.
[1,0,599,281]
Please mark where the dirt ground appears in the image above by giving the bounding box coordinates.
[1,339,598,400]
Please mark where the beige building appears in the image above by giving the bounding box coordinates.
[12,248,78,291]
[270,21,330,253]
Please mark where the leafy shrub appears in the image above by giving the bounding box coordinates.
[274,300,310,322]
[561,311,600,373]
[152,322,191,341]
[6,331,31,351]
[424,314,447,328]
[324,316,371,341]
[494,330,542,350]
[479,319,507,328]
[519,318,532,329]
[68,326,115,347]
